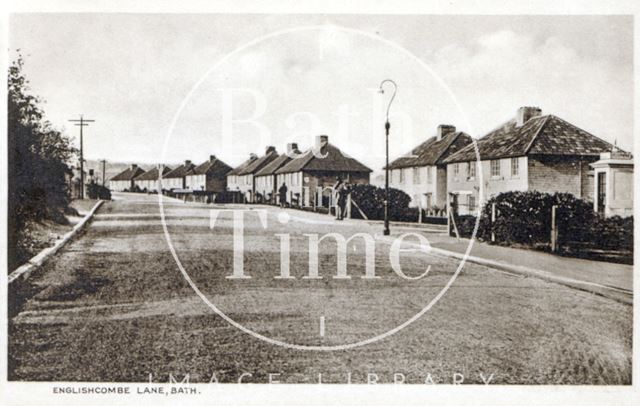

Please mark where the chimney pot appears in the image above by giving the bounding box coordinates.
[516,106,542,127]
[437,125,456,141]
[266,146,276,154]
[287,143,299,153]
[315,135,329,148]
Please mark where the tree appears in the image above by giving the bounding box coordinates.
[8,53,76,271]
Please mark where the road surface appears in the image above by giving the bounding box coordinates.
[9,193,632,384]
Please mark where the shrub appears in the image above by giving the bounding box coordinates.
[86,183,111,200]
[348,184,412,221]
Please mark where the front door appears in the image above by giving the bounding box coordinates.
[597,172,606,216]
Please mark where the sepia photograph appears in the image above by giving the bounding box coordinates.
[1,1,638,405]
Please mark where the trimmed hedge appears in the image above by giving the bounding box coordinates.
[348,184,412,221]
[456,191,633,261]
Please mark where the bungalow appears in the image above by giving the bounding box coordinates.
[275,135,372,207]
[163,160,196,191]
[387,124,473,209]
[109,164,146,192]
[442,106,617,215]
[133,165,172,193]
[235,146,280,203]
[185,155,232,194]
[226,154,258,195]
[254,143,301,204]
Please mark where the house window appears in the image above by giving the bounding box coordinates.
[468,195,476,212]
[413,167,420,184]
[511,157,519,177]
[453,163,459,178]
[399,168,405,183]
[427,166,433,184]
[468,162,476,178]
[490,160,500,177]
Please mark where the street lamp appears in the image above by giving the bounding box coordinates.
[379,79,397,236]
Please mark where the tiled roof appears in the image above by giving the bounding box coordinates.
[134,166,172,181]
[227,156,258,176]
[110,166,145,181]
[255,152,297,177]
[238,150,280,175]
[387,131,473,169]
[164,163,196,179]
[443,115,615,163]
[188,158,232,177]
[275,143,372,174]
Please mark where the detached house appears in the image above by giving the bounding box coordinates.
[275,135,372,207]
[185,155,232,194]
[254,143,301,204]
[234,146,280,203]
[134,165,172,192]
[163,160,196,191]
[387,124,473,209]
[443,106,617,214]
[109,164,145,192]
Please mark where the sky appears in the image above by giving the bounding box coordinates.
[9,14,634,170]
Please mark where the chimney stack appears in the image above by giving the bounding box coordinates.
[437,125,456,141]
[130,164,138,170]
[266,146,276,155]
[287,143,299,154]
[209,155,216,162]
[249,153,258,160]
[315,135,329,149]
[184,160,192,167]
[516,106,542,127]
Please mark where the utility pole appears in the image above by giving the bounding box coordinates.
[100,159,107,186]
[68,115,95,199]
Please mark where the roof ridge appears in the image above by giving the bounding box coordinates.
[523,115,551,155]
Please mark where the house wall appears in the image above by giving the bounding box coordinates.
[134,178,158,192]
[276,171,369,206]
[206,175,227,193]
[164,177,185,190]
[255,175,276,202]
[527,155,596,200]
[237,174,255,201]
[388,166,439,208]
[109,179,134,192]
[227,175,242,192]
[447,156,528,214]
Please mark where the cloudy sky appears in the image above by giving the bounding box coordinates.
[9,14,633,169]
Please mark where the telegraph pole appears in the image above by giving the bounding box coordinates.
[100,159,107,186]
[68,115,95,199]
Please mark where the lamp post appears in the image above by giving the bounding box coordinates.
[379,79,397,236]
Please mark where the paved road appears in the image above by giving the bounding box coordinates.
[9,193,632,384]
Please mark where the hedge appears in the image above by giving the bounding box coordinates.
[456,191,633,261]
[348,184,412,221]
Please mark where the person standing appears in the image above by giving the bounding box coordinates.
[333,177,344,220]
[337,181,351,220]
[278,183,288,208]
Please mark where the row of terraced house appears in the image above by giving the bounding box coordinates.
[109,106,634,217]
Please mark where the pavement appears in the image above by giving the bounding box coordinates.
[8,192,633,383]
[296,207,633,299]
